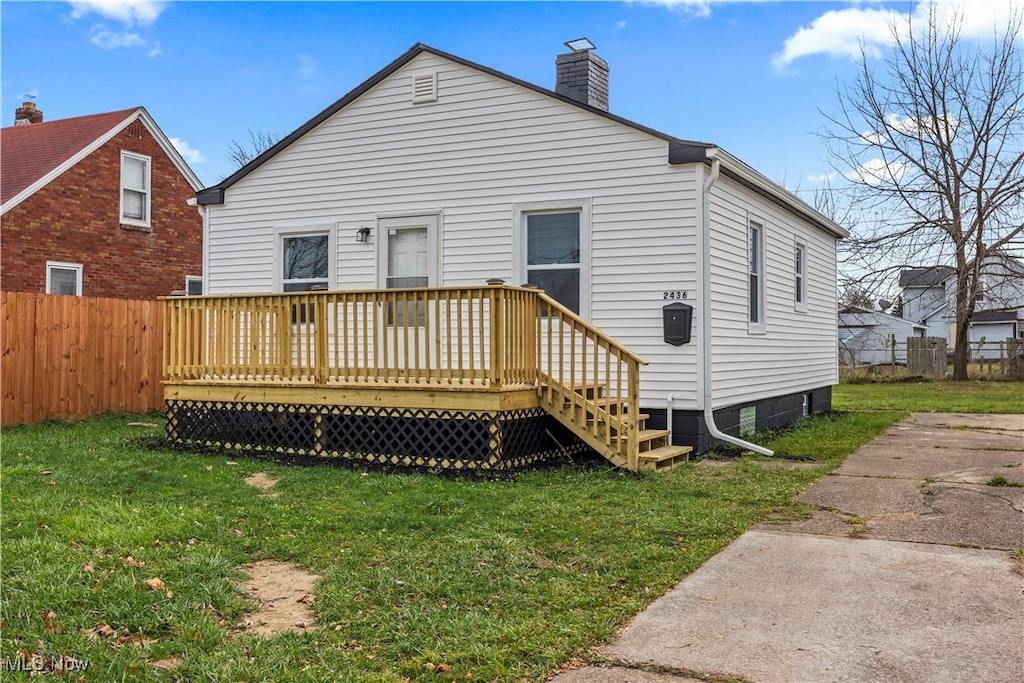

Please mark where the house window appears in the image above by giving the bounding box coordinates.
[527,212,581,314]
[749,220,765,328]
[46,261,82,296]
[186,276,203,296]
[795,242,807,311]
[281,233,329,292]
[120,152,151,226]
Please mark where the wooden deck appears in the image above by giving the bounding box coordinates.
[163,285,690,472]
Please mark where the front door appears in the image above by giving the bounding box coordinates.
[378,215,439,373]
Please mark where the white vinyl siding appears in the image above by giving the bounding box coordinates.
[203,53,725,406]
[120,151,151,227]
[707,173,838,408]
[46,261,82,296]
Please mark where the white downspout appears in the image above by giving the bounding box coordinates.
[187,197,209,295]
[700,151,774,456]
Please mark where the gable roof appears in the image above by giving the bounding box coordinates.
[197,43,847,239]
[1,107,203,213]
[898,266,956,288]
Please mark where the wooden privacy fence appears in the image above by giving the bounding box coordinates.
[2,292,164,426]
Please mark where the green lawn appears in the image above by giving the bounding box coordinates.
[1,408,902,682]
[834,380,1024,413]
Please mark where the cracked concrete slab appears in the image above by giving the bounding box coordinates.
[601,530,1023,683]
[549,413,1024,683]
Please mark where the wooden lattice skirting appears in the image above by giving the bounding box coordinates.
[165,400,591,472]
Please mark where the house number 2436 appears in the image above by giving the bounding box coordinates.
[663,291,688,300]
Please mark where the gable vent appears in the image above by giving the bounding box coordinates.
[412,72,438,104]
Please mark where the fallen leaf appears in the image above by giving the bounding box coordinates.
[166,590,175,599]
[83,561,96,574]
[39,470,53,476]
[42,610,59,632]
[297,593,315,604]
[435,663,450,673]
[145,578,166,590]
[48,480,57,487]
[152,657,181,669]
[83,623,116,639]
[122,556,144,568]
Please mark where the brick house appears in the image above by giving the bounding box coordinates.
[1,103,204,299]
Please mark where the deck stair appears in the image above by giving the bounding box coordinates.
[539,383,692,472]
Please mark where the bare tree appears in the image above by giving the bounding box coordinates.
[226,129,281,169]
[821,6,1024,379]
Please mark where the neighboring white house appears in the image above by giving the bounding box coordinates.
[195,42,847,452]
[838,307,926,366]
[899,253,1024,358]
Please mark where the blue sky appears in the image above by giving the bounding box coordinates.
[1,1,1017,191]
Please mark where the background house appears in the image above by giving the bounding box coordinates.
[186,42,846,455]
[838,307,926,366]
[1,103,204,299]
[899,254,1024,355]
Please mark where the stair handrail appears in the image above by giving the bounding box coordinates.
[525,287,647,471]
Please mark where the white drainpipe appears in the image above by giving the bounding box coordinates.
[699,151,774,456]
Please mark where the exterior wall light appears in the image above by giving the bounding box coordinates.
[356,226,371,243]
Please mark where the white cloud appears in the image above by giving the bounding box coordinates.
[773,0,1023,68]
[297,55,320,81]
[170,137,206,165]
[89,25,145,50]
[67,1,167,28]
[846,158,909,186]
[640,1,713,19]
[773,7,899,68]
[147,41,162,58]
[807,172,838,184]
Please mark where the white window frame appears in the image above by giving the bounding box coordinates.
[794,241,807,313]
[46,260,83,296]
[513,199,591,318]
[274,225,336,292]
[748,216,766,332]
[120,151,151,227]
[185,275,203,296]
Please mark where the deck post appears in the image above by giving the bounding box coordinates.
[315,295,329,385]
[488,282,505,387]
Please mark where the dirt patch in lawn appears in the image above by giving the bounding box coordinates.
[238,560,320,637]
[244,472,279,490]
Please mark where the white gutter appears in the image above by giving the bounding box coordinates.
[699,150,774,456]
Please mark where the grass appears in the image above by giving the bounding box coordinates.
[1,409,899,682]
[833,380,1024,413]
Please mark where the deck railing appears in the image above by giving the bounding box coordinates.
[164,284,646,466]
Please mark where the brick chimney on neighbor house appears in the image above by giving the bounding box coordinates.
[14,101,43,125]
[555,38,609,111]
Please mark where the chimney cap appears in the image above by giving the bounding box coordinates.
[564,37,596,52]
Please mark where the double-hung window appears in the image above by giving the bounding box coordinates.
[282,233,330,292]
[46,261,82,296]
[795,242,807,311]
[749,219,765,329]
[526,212,582,314]
[120,152,151,226]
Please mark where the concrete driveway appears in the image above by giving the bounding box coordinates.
[552,413,1024,683]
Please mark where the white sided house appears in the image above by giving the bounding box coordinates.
[177,42,846,469]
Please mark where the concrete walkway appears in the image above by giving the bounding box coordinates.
[552,413,1024,683]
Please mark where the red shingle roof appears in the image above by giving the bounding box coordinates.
[1,108,140,205]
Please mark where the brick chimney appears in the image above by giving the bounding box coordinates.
[14,101,43,126]
[555,39,609,111]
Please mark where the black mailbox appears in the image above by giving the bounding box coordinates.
[663,302,693,346]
